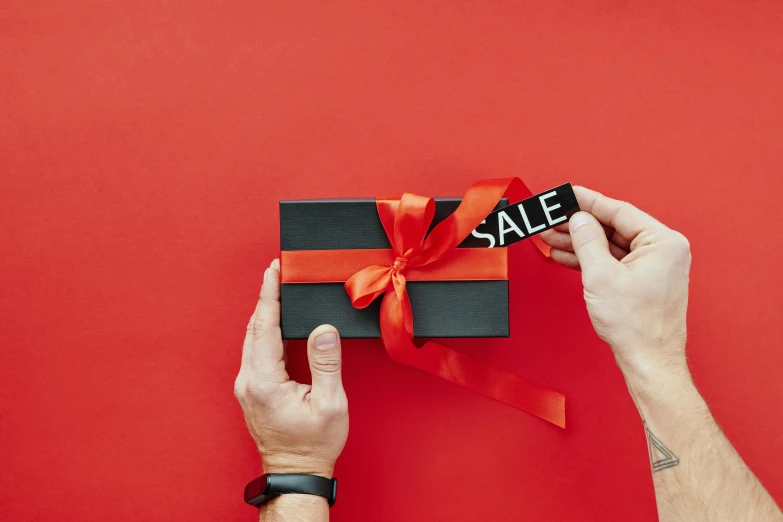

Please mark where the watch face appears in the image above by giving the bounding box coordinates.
[244,476,268,505]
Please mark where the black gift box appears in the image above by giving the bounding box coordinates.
[279,198,509,339]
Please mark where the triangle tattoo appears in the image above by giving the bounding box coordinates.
[645,422,680,472]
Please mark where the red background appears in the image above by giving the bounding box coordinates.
[2,1,782,520]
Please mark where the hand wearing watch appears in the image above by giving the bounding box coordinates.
[245,473,338,508]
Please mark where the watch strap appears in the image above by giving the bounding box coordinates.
[245,473,337,508]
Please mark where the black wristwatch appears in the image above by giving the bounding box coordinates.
[244,474,338,508]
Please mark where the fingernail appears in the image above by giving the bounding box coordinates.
[315,332,337,350]
[263,267,272,283]
[570,212,590,231]
[271,259,280,271]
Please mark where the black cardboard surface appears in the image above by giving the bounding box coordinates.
[280,281,509,339]
[280,197,509,339]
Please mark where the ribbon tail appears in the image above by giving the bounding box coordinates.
[380,293,565,428]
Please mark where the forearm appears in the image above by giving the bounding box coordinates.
[259,495,329,522]
[624,364,783,522]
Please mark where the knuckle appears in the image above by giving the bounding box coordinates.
[251,318,265,340]
[672,232,691,251]
[233,378,246,399]
[620,201,639,215]
[245,379,274,402]
[251,319,279,342]
[611,201,631,227]
[312,356,342,374]
[619,201,647,223]
[667,231,692,260]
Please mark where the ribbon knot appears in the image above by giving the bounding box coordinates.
[344,192,436,338]
[393,256,408,273]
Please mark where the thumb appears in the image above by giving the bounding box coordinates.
[569,211,616,277]
[307,324,345,401]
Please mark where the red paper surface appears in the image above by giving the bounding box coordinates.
[1,2,782,521]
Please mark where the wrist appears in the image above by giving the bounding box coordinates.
[262,453,336,479]
[612,339,689,390]
[619,358,707,424]
[622,358,691,394]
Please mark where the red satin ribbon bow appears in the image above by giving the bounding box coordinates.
[344,178,566,428]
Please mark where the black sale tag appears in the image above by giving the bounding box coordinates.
[470,182,580,248]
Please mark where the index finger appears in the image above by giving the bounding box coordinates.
[247,259,287,380]
[573,186,666,245]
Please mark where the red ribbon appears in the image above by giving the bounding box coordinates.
[342,178,565,428]
[281,248,509,283]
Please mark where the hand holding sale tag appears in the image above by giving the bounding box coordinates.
[471,183,580,247]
